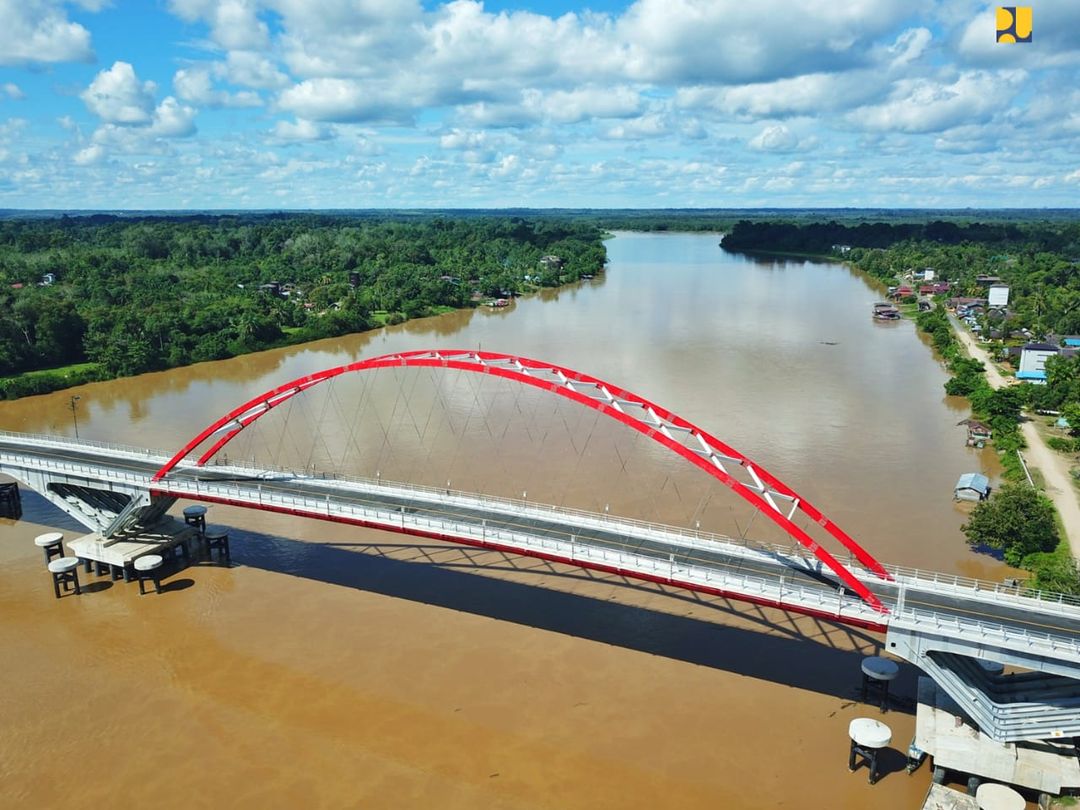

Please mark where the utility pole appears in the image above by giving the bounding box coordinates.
[69,395,81,439]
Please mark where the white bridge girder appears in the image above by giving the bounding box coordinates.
[0,461,172,536]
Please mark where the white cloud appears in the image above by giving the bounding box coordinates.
[222,51,290,89]
[2,83,25,101]
[850,70,1025,134]
[81,62,157,125]
[678,71,884,119]
[605,113,669,140]
[455,86,642,129]
[440,129,488,150]
[749,124,800,152]
[0,0,95,66]
[149,97,197,137]
[271,118,333,141]
[957,2,1080,69]
[615,0,924,83]
[73,143,105,166]
[169,0,269,50]
[174,67,261,108]
[276,78,417,124]
[887,27,932,68]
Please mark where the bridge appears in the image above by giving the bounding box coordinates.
[2,349,1078,744]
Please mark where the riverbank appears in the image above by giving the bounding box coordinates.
[949,316,1080,560]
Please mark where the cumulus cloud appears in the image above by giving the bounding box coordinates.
[678,70,884,119]
[749,124,800,152]
[81,62,157,125]
[73,64,197,165]
[174,67,261,108]
[73,143,105,166]
[850,70,1025,134]
[2,83,25,100]
[169,0,269,50]
[0,0,95,66]
[615,0,922,83]
[605,113,669,140]
[271,118,333,141]
[149,97,198,137]
[957,2,1080,69]
[440,129,488,150]
[887,27,932,68]
[454,86,642,129]
[276,78,416,124]
[222,51,290,89]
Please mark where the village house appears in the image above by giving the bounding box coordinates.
[958,419,992,447]
[1017,342,1059,384]
[946,297,986,311]
[954,472,991,502]
[987,284,1010,308]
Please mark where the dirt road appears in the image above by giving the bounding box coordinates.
[950,317,1080,558]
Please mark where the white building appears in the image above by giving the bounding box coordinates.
[988,284,1010,308]
[1017,342,1058,384]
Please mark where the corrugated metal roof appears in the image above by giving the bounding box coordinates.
[955,473,990,493]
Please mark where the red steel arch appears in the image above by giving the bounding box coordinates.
[154,349,891,612]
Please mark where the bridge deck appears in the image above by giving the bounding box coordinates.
[3,433,1080,662]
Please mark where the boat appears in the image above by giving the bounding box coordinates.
[873,302,901,320]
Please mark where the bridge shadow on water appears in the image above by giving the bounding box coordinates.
[234,529,920,711]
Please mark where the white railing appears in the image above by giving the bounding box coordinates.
[891,603,1080,661]
[0,430,172,464]
[5,435,1080,643]
[159,474,884,625]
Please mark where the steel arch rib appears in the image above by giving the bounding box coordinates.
[153,349,891,612]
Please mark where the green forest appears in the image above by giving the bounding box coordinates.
[0,215,606,398]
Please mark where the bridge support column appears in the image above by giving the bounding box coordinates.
[886,623,1080,742]
[848,718,892,785]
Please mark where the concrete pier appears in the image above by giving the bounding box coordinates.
[915,677,1080,798]
[68,517,196,577]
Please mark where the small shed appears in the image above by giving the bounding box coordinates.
[954,473,991,502]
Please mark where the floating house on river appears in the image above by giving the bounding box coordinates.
[873,302,901,320]
[958,419,992,448]
[954,473,991,502]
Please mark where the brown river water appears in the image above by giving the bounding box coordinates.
[0,232,1012,808]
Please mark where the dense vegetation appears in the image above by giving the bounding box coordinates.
[962,483,1060,567]
[720,219,1036,253]
[0,215,606,397]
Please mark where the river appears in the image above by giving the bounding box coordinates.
[0,232,1009,808]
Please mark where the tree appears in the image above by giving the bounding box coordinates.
[962,484,1060,566]
[1025,550,1080,594]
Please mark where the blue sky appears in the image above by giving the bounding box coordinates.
[0,0,1077,209]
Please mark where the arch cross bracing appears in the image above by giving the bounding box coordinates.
[154,349,892,612]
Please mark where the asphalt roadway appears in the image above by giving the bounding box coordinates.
[4,438,1079,646]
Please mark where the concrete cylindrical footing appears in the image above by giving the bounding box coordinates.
[848,718,892,785]
[975,782,1025,810]
[861,656,900,712]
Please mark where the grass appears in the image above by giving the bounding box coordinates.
[0,360,98,384]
